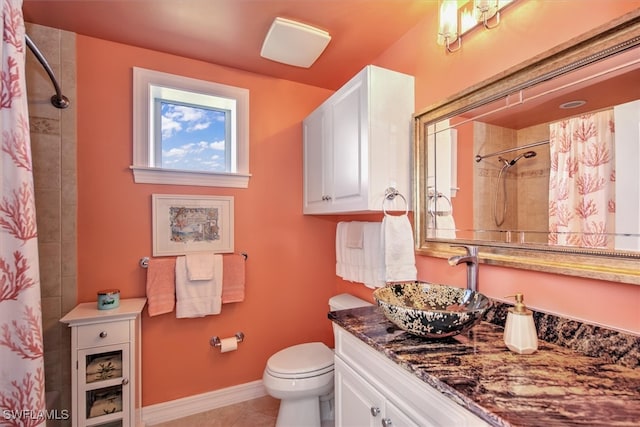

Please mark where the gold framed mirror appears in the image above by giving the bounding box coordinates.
[414,10,640,285]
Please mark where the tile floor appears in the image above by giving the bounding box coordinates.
[150,396,280,427]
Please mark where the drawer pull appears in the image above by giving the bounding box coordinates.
[99,331,108,338]
[381,418,393,427]
[370,407,380,417]
[122,378,129,386]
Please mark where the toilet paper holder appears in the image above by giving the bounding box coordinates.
[210,332,245,349]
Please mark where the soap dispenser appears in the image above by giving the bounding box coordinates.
[503,293,538,354]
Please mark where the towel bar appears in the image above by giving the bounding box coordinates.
[139,252,248,268]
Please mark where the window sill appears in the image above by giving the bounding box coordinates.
[130,166,250,188]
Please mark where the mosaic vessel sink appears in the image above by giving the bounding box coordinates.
[373,282,491,338]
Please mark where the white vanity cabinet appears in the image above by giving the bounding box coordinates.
[61,298,146,427]
[302,65,414,214]
[334,326,489,427]
[335,357,418,427]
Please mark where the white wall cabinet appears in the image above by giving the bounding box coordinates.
[303,65,414,214]
[61,298,146,427]
[334,326,489,427]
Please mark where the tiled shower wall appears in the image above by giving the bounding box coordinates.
[473,121,550,244]
[25,22,77,426]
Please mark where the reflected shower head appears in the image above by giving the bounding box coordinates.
[509,150,537,166]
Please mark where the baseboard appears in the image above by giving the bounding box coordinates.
[142,380,268,425]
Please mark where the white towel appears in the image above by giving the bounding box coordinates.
[382,214,417,282]
[175,255,223,318]
[346,222,364,248]
[435,214,457,239]
[186,252,215,280]
[336,221,385,288]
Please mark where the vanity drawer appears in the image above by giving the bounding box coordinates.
[77,321,129,348]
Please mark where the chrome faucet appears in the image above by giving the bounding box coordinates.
[447,245,479,292]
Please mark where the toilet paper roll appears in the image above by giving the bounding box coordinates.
[219,337,238,353]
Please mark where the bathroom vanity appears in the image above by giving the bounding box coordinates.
[330,305,640,426]
[334,324,487,426]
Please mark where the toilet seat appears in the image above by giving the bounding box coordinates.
[266,342,334,379]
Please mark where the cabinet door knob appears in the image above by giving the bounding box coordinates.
[99,331,108,338]
[122,378,129,386]
[370,407,381,417]
[381,418,393,427]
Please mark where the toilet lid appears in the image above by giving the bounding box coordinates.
[267,342,334,377]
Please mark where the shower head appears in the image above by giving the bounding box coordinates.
[509,150,537,166]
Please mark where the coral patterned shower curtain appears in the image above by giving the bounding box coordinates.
[548,109,615,248]
[0,0,47,426]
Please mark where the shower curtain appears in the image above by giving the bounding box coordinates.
[548,109,615,248]
[0,0,47,425]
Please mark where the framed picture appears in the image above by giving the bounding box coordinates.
[152,194,234,256]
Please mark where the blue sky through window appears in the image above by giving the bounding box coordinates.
[160,102,227,172]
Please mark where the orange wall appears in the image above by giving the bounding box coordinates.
[76,37,338,405]
[354,1,640,333]
[76,0,640,409]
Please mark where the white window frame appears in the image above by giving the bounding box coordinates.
[131,67,250,187]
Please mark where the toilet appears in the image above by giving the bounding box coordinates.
[263,294,372,427]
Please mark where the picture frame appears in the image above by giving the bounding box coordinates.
[152,194,234,256]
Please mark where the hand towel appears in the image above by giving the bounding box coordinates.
[336,221,385,288]
[185,252,215,280]
[175,255,223,318]
[145,257,176,317]
[382,214,417,282]
[222,254,246,303]
[346,222,364,248]
[89,389,122,418]
[435,214,457,239]
[86,354,123,382]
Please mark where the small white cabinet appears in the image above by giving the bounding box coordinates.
[61,298,146,427]
[334,326,489,427]
[303,65,414,214]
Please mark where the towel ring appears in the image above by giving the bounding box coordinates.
[383,187,409,216]
[427,191,453,216]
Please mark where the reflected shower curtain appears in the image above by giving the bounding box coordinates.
[548,110,615,248]
[0,0,46,425]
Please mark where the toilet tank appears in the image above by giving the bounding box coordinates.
[329,294,372,311]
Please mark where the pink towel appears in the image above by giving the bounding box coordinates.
[222,254,246,303]
[146,258,176,316]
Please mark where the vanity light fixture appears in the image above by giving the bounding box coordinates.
[474,0,501,29]
[437,1,461,53]
[438,0,516,53]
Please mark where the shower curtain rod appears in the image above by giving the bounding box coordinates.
[475,139,549,163]
[25,34,69,109]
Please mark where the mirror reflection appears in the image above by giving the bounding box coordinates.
[424,43,640,253]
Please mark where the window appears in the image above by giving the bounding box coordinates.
[132,67,250,187]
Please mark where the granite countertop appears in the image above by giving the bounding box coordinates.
[329,305,640,427]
